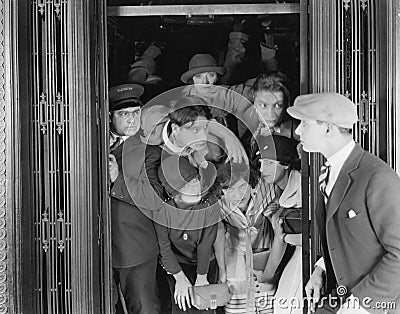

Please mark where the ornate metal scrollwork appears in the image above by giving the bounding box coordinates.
[338,0,378,154]
[32,0,72,312]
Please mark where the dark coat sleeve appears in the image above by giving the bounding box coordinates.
[195,202,219,275]
[153,207,182,275]
[111,144,165,211]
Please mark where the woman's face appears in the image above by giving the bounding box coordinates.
[192,72,218,85]
[192,72,218,94]
[178,177,202,204]
[171,116,209,151]
[222,178,251,209]
[254,90,285,128]
[260,158,287,183]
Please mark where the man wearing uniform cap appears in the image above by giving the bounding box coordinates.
[109,83,144,150]
[288,92,400,313]
[108,84,165,314]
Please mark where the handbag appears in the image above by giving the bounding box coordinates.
[279,207,302,234]
[190,283,231,310]
[252,248,270,271]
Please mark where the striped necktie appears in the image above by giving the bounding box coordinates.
[319,162,331,200]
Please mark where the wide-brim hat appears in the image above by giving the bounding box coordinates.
[181,54,226,84]
[109,84,144,111]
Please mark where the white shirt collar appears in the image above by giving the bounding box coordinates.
[162,120,185,155]
[110,131,129,143]
[324,139,356,197]
[326,139,356,169]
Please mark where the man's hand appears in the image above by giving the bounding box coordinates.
[187,147,209,169]
[305,266,325,313]
[207,119,248,165]
[264,202,280,218]
[253,270,275,290]
[109,154,119,182]
[223,134,248,164]
[194,273,209,287]
[253,269,267,283]
[173,272,192,311]
[269,207,285,241]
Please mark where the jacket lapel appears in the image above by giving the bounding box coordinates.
[326,144,364,222]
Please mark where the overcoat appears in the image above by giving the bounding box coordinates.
[110,135,164,268]
[315,144,400,313]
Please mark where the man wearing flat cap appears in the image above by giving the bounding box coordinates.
[108,83,165,313]
[287,92,400,313]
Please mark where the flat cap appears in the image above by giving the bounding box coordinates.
[109,84,144,111]
[288,92,358,128]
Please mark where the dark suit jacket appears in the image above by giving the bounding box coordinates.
[316,144,400,313]
[110,135,164,268]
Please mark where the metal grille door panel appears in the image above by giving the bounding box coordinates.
[32,1,72,313]
[337,0,378,154]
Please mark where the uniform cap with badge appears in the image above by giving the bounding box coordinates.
[109,83,144,111]
[287,92,358,128]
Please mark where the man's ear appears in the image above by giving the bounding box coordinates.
[325,122,332,134]
[171,123,179,134]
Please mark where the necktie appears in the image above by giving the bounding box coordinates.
[110,136,122,152]
[319,162,331,200]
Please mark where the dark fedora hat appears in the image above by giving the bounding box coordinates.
[180,54,226,84]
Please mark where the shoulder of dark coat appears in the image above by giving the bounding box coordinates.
[358,149,400,182]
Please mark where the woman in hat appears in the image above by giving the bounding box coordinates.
[212,134,301,314]
[153,155,220,314]
[180,54,296,142]
[253,134,303,314]
[180,53,255,134]
[212,161,283,314]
